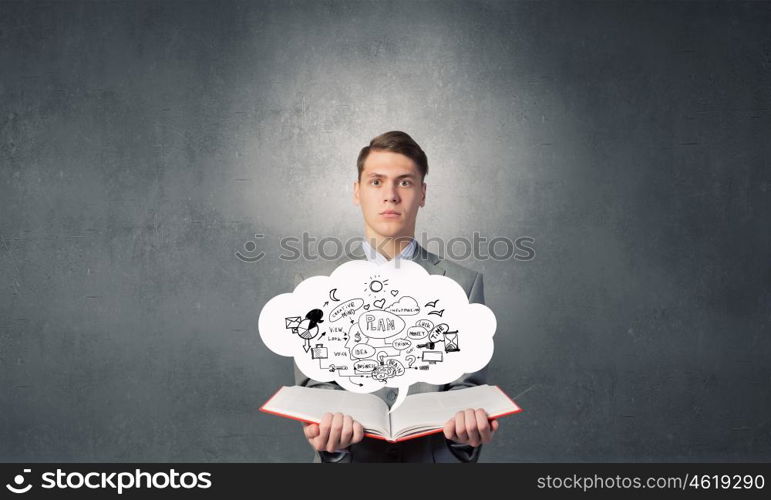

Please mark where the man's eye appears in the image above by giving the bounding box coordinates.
[400,180,412,187]
[371,179,381,186]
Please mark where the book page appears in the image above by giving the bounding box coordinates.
[262,386,391,437]
[389,385,520,439]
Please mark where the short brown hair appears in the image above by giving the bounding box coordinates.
[357,131,428,182]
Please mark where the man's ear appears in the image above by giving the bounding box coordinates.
[419,182,427,207]
[353,180,360,206]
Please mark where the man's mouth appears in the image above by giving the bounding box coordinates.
[380,210,401,219]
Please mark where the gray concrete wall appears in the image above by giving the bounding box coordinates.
[1,0,769,461]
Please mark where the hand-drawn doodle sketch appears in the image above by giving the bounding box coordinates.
[258,259,496,411]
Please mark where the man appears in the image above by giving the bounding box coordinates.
[293,131,499,462]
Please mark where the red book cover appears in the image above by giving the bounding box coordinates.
[259,385,523,443]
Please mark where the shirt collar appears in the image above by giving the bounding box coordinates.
[360,237,417,264]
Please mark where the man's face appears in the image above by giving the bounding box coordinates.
[353,150,426,240]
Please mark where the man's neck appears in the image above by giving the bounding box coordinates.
[363,229,414,261]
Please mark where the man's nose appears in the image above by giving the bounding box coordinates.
[384,182,400,203]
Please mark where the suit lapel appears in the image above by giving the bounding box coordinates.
[410,242,446,276]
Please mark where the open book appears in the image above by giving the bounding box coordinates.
[260,384,523,443]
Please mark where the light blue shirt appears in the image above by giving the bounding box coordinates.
[360,237,417,264]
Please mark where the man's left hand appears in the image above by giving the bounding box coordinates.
[443,408,499,447]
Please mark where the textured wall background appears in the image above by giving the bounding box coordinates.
[1,0,770,462]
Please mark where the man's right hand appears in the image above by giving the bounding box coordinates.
[303,412,365,453]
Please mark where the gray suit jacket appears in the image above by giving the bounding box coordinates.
[292,242,488,463]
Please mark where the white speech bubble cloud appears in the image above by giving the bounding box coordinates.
[258,259,496,413]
